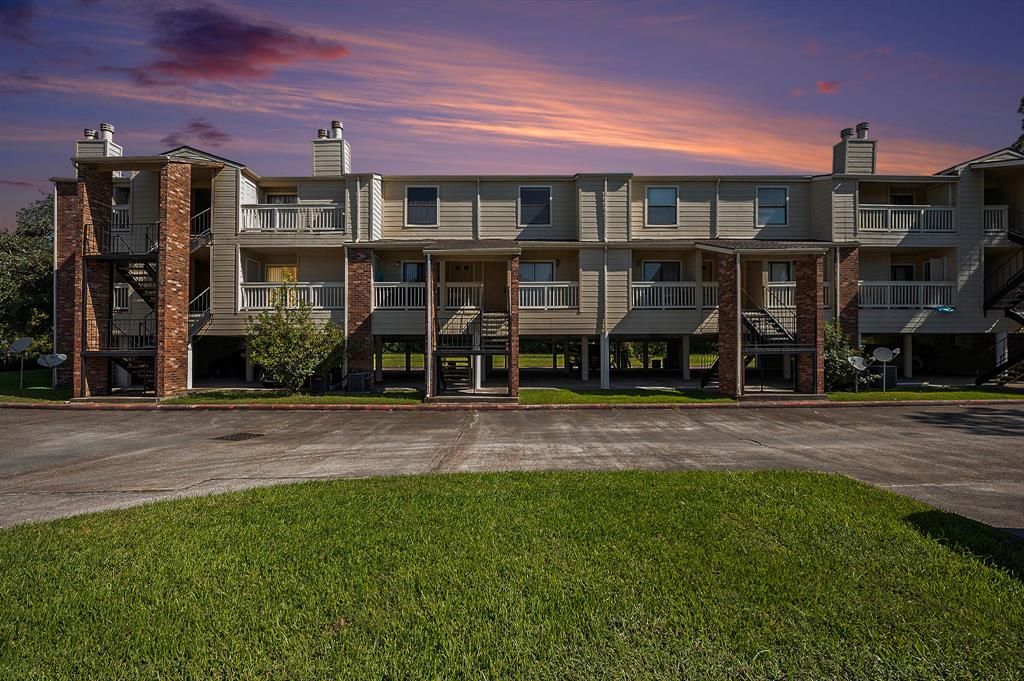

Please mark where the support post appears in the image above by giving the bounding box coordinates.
[374,336,384,383]
[681,335,690,381]
[187,340,193,390]
[903,334,913,378]
[564,337,570,374]
[581,336,589,382]
[996,331,1009,366]
[600,333,610,389]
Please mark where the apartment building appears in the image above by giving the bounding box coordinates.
[51,121,1024,400]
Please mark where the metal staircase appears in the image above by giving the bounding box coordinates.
[438,357,472,391]
[115,261,159,308]
[112,356,155,389]
[481,312,511,352]
[188,287,211,336]
[189,208,212,251]
[700,290,798,388]
[984,209,1024,324]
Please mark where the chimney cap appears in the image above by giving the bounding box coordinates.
[99,122,114,133]
[855,121,870,130]
[840,128,854,140]
[331,120,343,129]
[855,121,870,139]
[317,128,329,139]
[83,128,97,139]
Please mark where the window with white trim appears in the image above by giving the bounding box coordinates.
[768,262,793,283]
[406,187,438,226]
[642,261,681,282]
[756,187,788,226]
[520,261,555,282]
[646,187,678,226]
[519,187,551,226]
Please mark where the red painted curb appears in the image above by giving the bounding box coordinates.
[1,398,1021,412]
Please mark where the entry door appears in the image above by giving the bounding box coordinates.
[484,262,507,312]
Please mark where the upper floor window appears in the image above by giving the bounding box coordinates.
[113,187,130,206]
[402,261,427,283]
[519,187,551,227]
[642,261,681,282]
[646,187,678,226]
[756,187,788,226]
[768,262,793,283]
[521,261,555,282]
[406,186,438,226]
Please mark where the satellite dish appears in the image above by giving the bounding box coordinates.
[10,337,31,353]
[872,347,893,363]
[37,354,67,368]
[848,356,869,371]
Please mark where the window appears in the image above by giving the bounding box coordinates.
[519,187,552,226]
[768,262,793,283]
[890,264,914,282]
[756,187,788,226]
[889,193,915,206]
[646,187,678,226]
[266,194,298,204]
[520,261,555,282]
[402,261,426,283]
[113,187,130,205]
[642,261,681,282]
[406,186,438,226]
[265,265,298,283]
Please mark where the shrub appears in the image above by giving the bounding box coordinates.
[245,281,345,393]
[823,322,865,391]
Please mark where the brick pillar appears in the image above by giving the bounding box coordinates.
[346,247,374,388]
[424,257,439,397]
[795,254,825,394]
[717,253,740,397]
[78,166,114,397]
[54,181,81,389]
[508,255,520,398]
[837,246,859,342]
[155,162,191,398]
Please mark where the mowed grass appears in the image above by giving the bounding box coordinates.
[2,471,1022,679]
[829,385,1024,402]
[520,388,730,404]
[0,369,70,403]
[164,388,424,405]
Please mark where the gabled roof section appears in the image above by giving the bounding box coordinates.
[936,147,1024,176]
[160,145,246,169]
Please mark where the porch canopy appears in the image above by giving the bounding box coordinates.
[694,238,852,255]
[422,238,522,258]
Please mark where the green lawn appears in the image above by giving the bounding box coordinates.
[0,369,70,403]
[829,386,1024,402]
[164,388,424,405]
[520,387,730,404]
[1,472,1021,679]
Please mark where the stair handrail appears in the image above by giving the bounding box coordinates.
[975,334,1024,385]
[189,287,211,315]
[984,248,1024,303]
[740,289,796,345]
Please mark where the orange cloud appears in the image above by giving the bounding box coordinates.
[816,80,843,94]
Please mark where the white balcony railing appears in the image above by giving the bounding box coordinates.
[445,283,483,309]
[858,281,955,309]
[374,282,425,309]
[631,282,697,309]
[113,283,130,311]
[519,282,579,309]
[240,204,344,233]
[857,205,955,233]
[984,205,1008,234]
[702,282,718,308]
[764,282,795,308]
[111,206,131,230]
[241,282,344,310]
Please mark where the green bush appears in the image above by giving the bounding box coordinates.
[824,322,864,391]
[245,281,345,393]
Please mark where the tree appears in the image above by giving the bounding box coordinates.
[1014,96,1024,153]
[0,195,53,354]
[823,322,864,391]
[245,280,346,392]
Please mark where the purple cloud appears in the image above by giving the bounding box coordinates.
[160,118,233,149]
[0,0,35,42]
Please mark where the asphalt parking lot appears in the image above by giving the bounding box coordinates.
[1,404,1022,532]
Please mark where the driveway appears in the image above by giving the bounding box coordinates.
[1,404,1022,532]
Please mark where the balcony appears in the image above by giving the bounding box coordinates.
[859,281,955,309]
[240,282,344,310]
[858,205,955,233]
[763,282,831,309]
[519,282,579,309]
[445,283,483,309]
[631,282,697,309]
[89,223,159,257]
[702,282,718,308]
[374,282,425,309]
[240,204,344,233]
[95,316,155,351]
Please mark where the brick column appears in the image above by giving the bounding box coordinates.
[716,253,740,397]
[155,162,191,398]
[54,181,81,389]
[837,246,860,342]
[795,254,825,394]
[424,257,439,397]
[78,166,113,397]
[508,255,520,398]
[346,247,374,388]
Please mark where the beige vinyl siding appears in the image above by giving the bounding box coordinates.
[832,180,856,241]
[605,178,629,241]
[578,178,602,241]
[576,248,603,333]
[480,180,577,240]
[296,181,344,203]
[207,168,242,334]
[519,248,590,334]
[604,248,630,327]
[372,310,425,336]
[630,181,714,239]
[129,171,159,224]
[845,140,876,174]
[809,178,834,241]
[715,182,811,239]
[311,139,345,176]
[380,181,474,239]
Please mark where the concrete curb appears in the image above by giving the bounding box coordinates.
[2,398,1022,412]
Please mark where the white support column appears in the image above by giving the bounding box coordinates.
[473,327,482,390]
[186,340,193,390]
[563,337,570,374]
[681,335,690,381]
[600,333,610,389]
[996,331,1009,365]
[374,336,384,383]
[581,336,589,382]
[903,334,913,378]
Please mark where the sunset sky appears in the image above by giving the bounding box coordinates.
[0,0,1021,227]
